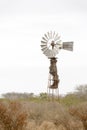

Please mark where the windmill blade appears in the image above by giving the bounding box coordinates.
[46,49,52,57]
[53,49,57,56]
[56,41,62,49]
[54,36,60,42]
[54,44,59,50]
[47,32,50,38]
[41,44,47,47]
[47,31,52,39]
[62,42,73,51]
[41,46,48,52]
[51,50,56,57]
[42,37,48,42]
[44,34,49,40]
[50,50,55,58]
[50,31,52,38]
[48,53,53,58]
[51,51,55,57]
[48,44,52,49]
[41,40,47,44]
[43,48,50,56]
[54,33,59,41]
[52,31,55,38]
[41,45,47,48]
[49,31,52,39]
[54,47,59,54]
[49,50,53,57]
[47,32,50,39]
[51,49,56,56]
[54,44,62,53]
[56,40,62,45]
[47,50,53,58]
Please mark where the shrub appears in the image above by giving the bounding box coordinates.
[0,101,28,130]
[69,102,87,130]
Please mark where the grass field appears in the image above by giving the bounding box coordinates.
[0,93,87,130]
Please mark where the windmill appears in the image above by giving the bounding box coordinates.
[41,31,73,98]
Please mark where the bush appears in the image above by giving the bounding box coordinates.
[74,84,87,100]
[69,102,87,130]
[0,101,28,130]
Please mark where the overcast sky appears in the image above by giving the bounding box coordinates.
[0,0,87,95]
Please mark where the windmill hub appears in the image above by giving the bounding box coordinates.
[47,39,55,49]
[51,41,55,49]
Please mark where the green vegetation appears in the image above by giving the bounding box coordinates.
[59,93,84,106]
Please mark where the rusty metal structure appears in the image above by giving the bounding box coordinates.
[49,57,59,89]
[41,31,73,98]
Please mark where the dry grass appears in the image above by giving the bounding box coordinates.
[0,100,86,130]
[69,102,87,130]
[0,101,28,130]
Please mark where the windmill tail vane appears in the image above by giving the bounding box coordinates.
[62,42,73,51]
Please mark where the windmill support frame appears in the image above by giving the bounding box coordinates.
[47,57,60,99]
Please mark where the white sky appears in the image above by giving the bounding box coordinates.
[0,0,87,95]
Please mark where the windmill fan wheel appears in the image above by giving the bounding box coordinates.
[41,31,62,58]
